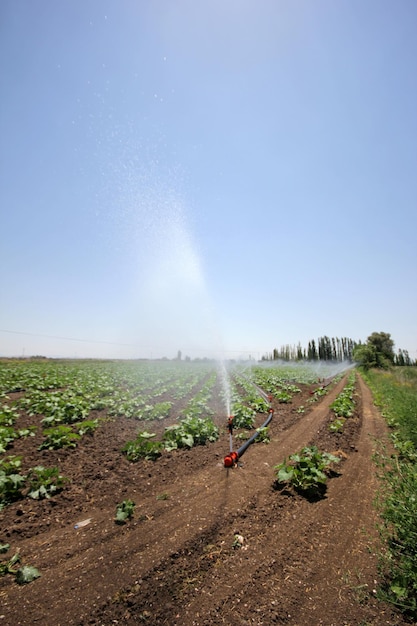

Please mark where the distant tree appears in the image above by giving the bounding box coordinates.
[309,340,318,361]
[396,349,405,366]
[353,343,378,370]
[368,332,395,364]
[396,349,412,366]
[403,350,412,366]
[353,331,395,369]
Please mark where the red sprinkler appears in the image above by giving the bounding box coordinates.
[224,450,239,468]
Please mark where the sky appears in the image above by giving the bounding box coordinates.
[1,0,416,361]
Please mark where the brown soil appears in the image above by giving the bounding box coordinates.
[0,373,410,625]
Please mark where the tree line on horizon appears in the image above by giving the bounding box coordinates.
[262,332,415,367]
[261,336,356,363]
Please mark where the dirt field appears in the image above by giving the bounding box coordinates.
[0,372,410,625]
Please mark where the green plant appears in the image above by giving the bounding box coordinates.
[231,403,256,429]
[234,432,249,441]
[146,401,172,420]
[255,426,270,444]
[0,546,40,584]
[115,499,136,523]
[0,456,25,509]
[244,395,270,413]
[39,425,80,450]
[374,450,417,617]
[163,415,219,451]
[0,426,18,453]
[0,550,21,576]
[122,431,162,461]
[0,404,19,426]
[275,390,292,403]
[362,367,417,619]
[274,446,340,496]
[77,419,100,436]
[15,565,41,584]
[328,373,356,418]
[26,466,67,500]
[329,418,346,433]
[232,534,244,549]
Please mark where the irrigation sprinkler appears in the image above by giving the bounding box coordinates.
[227,415,234,453]
[224,408,274,468]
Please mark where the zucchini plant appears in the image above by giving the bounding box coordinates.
[122,431,162,461]
[26,466,67,500]
[115,499,136,524]
[274,446,340,496]
[330,374,356,418]
[0,546,40,584]
[39,425,81,450]
[163,415,219,451]
[0,456,25,509]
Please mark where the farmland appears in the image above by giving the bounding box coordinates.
[0,359,411,625]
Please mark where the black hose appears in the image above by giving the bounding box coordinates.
[236,410,273,458]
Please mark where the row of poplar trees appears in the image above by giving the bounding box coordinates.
[263,337,356,362]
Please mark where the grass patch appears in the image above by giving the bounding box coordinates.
[362,366,417,619]
[364,367,417,446]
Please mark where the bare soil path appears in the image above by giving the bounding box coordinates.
[0,374,409,625]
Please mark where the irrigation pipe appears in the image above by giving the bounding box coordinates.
[224,404,274,468]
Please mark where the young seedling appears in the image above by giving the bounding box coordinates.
[329,418,346,433]
[115,499,136,524]
[0,546,40,584]
[122,431,162,461]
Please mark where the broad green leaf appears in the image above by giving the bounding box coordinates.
[15,566,41,584]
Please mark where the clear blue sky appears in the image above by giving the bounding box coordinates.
[1,0,416,360]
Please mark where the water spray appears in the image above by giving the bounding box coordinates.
[227,415,234,453]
